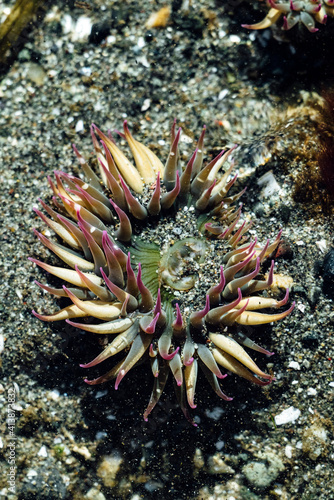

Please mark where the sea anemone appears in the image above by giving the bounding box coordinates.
[242,1,334,32]
[30,120,294,425]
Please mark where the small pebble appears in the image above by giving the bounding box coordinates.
[288,361,300,370]
[322,248,334,297]
[302,423,328,460]
[89,20,111,45]
[75,120,84,133]
[307,286,321,308]
[275,406,301,426]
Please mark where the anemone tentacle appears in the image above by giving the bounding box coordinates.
[242,0,334,32]
[30,120,294,425]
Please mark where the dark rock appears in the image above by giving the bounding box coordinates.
[172,0,183,13]
[253,202,265,218]
[313,259,323,276]
[89,20,111,45]
[274,240,294,260]
[19,463,67,499]
[307,286,321,308]
[301,333,319,347]
[293,285,306,296]
[322,248,334,297]
[144,31,154,43]
[279,204,291,223]
[173,12,205,38]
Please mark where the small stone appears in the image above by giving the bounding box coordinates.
[85,488,106,500]
[18,48,31,62]
[37,445,48,457]
[141,98,151,111]
[285,445,293,458]
[243,452,284,489]
[205,406,225,420]
[303,359,310,369]
[207,453,235,475]
[229,35,241,43]
[89,20,111,45]
[80,67,92,77]
[97,454,123,488]
[73,16,93,41]
[144,30,154,42]
[288,361,300,370]
[297,302,306,313]
[72,445,92,460]
[257,170,281,198]
[302,423,328,460]
[253,202,265,218]
[145,6,170,29]
[27,469,38,478]
[301,332,319,347]
[274,406,301,426]
[274,240,294,260]
[26,63,46,86]
[307,286,321,308]
[279,204,291,223]
[306,387,317,396]
[293,285,306,295]
[316,239,327,253]
[144,480,163,492]
[322,248,334,297]
[270,273,294,292]
[75,120,84,133]
[193,448,205,470]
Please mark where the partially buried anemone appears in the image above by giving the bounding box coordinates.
[242,0,334,32]
[30,120,295,425]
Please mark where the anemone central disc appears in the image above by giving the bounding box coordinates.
[160,238,208,291]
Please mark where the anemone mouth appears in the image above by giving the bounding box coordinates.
[30,119,295,425]
[159,237,209,292]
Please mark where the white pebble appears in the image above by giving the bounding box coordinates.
[285,445,293,458]
[307,387,317,396]
[75,120,84,132]
[288,361,300,370]
[27,469,38,478]
[218,89,229,100]
[61,15,92,41]
[73,16,93,41]
[257,171,281,198]
[137,37,145,49]
[141,98,151,111]
[48,390,60,401]
[316,239,327,253]
[38,445,48,457]
[297,303,306,313]
[274,406,301,426]
[205,406,225,421]
[80,67,92,77]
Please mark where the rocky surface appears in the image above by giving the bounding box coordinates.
[0,0,333,499]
